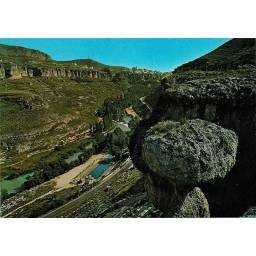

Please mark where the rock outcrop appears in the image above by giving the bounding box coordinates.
[144,174,210,217]
[1,63,109,80]
[0,43,112,80]
[130,38,256,217]
[0,44,162,81]
[174,187,210,218]
[162,71,256,216]
[143,119,238,186]
[0,64,5,79]
[0,62,161,81]
[141,119,237,217]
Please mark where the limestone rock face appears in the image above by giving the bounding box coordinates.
[144,173,210,217]
[9,64,28,79]
[144,173,182,214]
[142,119,238,186]
[0,64,5,79]
[174,187,210,217]
[160,70,256,216]
[1,64,107,80]
[166,72,256,106]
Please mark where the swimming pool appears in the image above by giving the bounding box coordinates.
[89,163,112,178]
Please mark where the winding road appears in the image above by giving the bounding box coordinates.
[140,96,152,112]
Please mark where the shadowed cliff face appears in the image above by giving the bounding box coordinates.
[129,38,256,217]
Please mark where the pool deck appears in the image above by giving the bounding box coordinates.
[54,153,108,189]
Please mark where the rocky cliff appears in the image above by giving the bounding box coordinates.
[0,43,162,180]
[0,44,160,81]
[0,63,109,80]
[130,38,256,217]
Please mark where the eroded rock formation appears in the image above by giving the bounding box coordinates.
[0,64,5,79]
[1,63,108,80]
[141,119,238,217]
[130,38,256,217]
[143,119,238,186]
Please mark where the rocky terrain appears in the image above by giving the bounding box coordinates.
[130,38,256,217]
[0,44,123,80]
[142,119,238,217]
[0,44,161,180]
[0,42,163,218]
[1,39,255,218]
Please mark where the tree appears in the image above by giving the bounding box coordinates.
[1,188,9,201]
[107,127,128,159]
[108,127,128,147]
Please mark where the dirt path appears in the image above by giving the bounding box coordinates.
[140,96,152,112]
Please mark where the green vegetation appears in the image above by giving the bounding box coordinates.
[106,128,129,159]
[175,38,255,72]
[0,43,129,72]
[0,188,9,201]
[94,72,160,131]
[0,77,123,176]
[0,43,161,207]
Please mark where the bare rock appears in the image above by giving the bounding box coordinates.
[142,119,238,186]
[174,187,210,217]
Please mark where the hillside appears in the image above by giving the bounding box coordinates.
[0,44,51,62]
[0,44,129,79]
[2,38,255,218]
[130,38,256,217]
[175,38,255,72]
[0,44,161,180]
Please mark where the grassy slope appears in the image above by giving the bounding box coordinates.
[175,38,256,71]
[0,44,128,72]
[0,77,124,176]
[0,43,161,179]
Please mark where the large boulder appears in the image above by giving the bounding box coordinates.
[140,119,238,217]
[144,173,210,217]
[142,119,238,186]
[174,187,210,218]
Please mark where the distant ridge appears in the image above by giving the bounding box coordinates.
[0,44,129,71]
[0,43,51,61]
[175,38,256,72]
[59,59,129,71]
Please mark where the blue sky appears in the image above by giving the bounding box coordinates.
[0,38,229,72]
